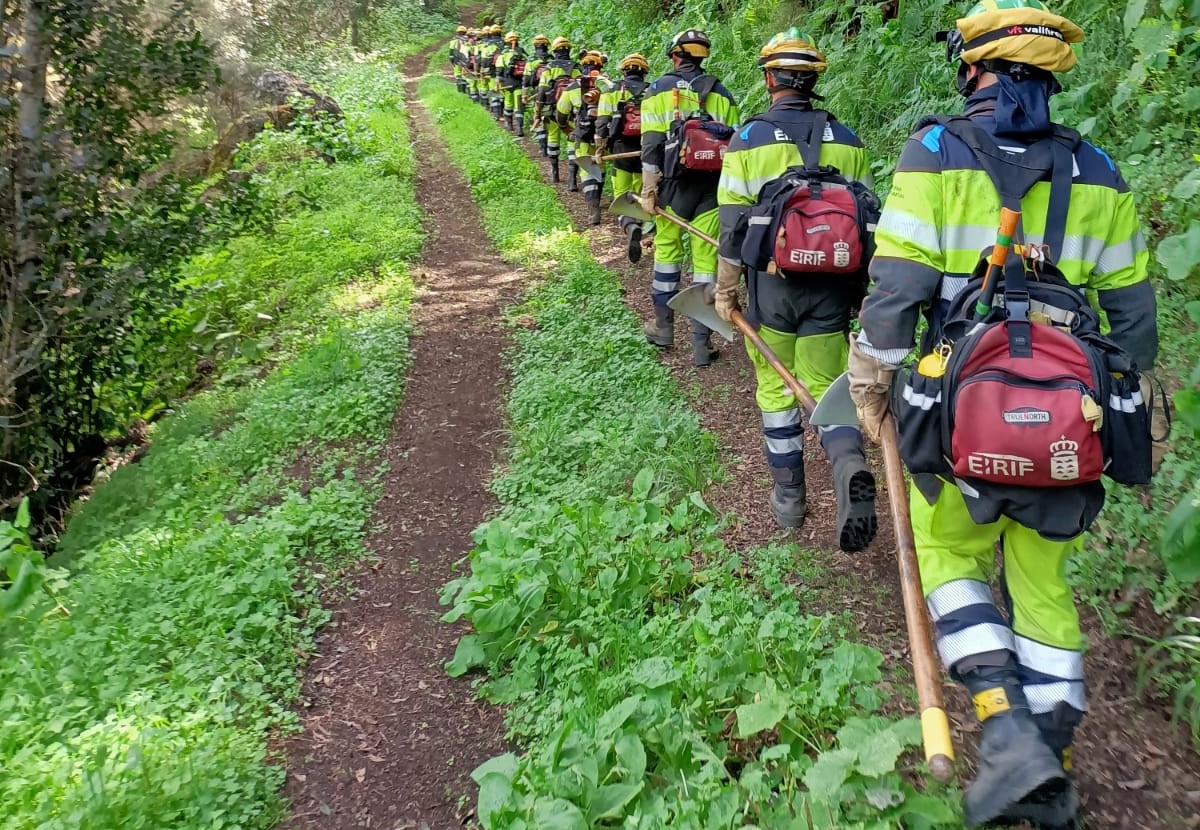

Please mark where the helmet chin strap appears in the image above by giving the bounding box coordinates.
[956,62,979,97]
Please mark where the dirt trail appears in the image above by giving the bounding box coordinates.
[280,48,514,829]
[514,133,1200,827]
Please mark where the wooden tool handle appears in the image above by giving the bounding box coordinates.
[651,207,719,248]
[880,415,955,782]
[729,311,818,415]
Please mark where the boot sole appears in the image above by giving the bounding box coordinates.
[966,758,1068,828]
[998,779,1078,829]
[627,228,642,263]
[837,469,877,552]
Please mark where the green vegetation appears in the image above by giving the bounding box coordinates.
[0,57,422,829]
[505,0,1200,750]
[421,73,960,828]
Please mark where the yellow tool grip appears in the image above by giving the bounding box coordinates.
[921,707,955,783]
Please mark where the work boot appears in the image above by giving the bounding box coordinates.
[962,668,1069,828]
[505,113,514,131]
[1002,706,1082,829]
[822,428,877,552]
[643,305,673,347]
[690,320,718,367]
[587,199,601,226]
[769,482,806,528]
[550,158,560,183]
[515,115,524,137]
[625,222,642,263]
[567,161,579,192]
[832,452,877,552]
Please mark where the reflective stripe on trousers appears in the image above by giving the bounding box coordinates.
[650,262,680,308]
[761,408,803,473]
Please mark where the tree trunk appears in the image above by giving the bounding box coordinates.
[15,0,46,286]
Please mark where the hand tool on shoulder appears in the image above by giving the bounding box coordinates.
[810,374,956,783]
[669,285,816,415]
[608,192,718,247]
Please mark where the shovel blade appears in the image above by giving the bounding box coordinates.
[808,371,859,427]
[574,155,602,180]
[608,192,654,223]
[667,285,735,342]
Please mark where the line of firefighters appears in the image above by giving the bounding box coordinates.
[448,5,1168,828]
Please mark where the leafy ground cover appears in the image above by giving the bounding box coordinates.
[419,71,960,828]
[0,58,421,829]
[507,0,1200,753]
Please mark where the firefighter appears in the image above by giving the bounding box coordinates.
[469,28,495,106]
[557,51,612,225]
[465,29,484,104]
[523,34,552,152]
[639,29,740,366]
[847,2,1158,826]
[496,31,528,134]
[536,37,581,185]
[450,26,469,95]
[486,25,507,121]
[713,29,877,548]
[595,53,652,262]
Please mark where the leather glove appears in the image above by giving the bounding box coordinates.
[592,138,606,166]
[714,257,742,323]
[639,168,661,217]
[847,335,895,444]
[1139,370,1171,474]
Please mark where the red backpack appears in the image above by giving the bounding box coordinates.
[738,110,880,279]
[662,75,733,176]
[893,116,1154,537]
[552,75,573,103]
[618,84,643,138]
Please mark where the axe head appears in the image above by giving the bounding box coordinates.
[667,285,735,342]
[608,192,654,223]
[574,155,602,180]
[808,371,859,427]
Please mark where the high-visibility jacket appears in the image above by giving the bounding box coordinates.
[523,48,550,93]
[473,38,500,76]
[857,90,1156,370]
[495,45,526,89]
[596,76,648,150]
[536,57,580,108]
[717,98,871,264]
[639,67,739,179]
[449,35,468,65]
[557,75,612,143]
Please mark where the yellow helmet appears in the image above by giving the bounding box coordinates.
[533,34,550,47]
[619,53,649,73]
[467,28,479,37]
[550,36,571,52]
[580,50,605,68]
[757,28,827,72]
[942,0,1083,73]
[455,25,467,34]
[488,24,503,36]
[505,31,520,43]
[668,29,711,60]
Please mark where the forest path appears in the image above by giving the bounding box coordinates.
[279,44,514,830]
[512,119,1200,828]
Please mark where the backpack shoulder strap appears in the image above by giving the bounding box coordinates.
[1044,127,1081,260]
[690,73,720,104]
